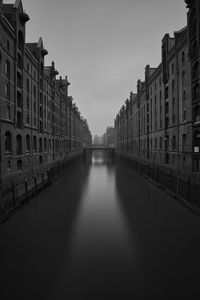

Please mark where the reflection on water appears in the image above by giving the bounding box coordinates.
[58,151,137,298]
[1,151,200,299]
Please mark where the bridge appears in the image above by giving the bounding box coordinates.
[83,147,115,153]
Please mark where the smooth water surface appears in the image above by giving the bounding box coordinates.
[1,152,200,299]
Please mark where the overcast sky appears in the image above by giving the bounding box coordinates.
[5,0,187,136]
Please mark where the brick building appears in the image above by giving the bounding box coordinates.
[115,1,199,178]
[185,0,200,172]
[0,0,92,208]
[102,127,115,148]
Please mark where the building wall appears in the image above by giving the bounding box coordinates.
[0,0,92,198]
[114,2,196,177]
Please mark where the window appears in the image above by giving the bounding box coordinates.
[7,160,11,171]
[17,111,23,129]
[33,136,37,151]
[39,138,42,152]
[33,86,36,99]
[7,40,10,51]
[171,63,174,75]
[155,137,157,149]
[165,87,168,99]
[26,135,30,152]
[26,97,30,110]
[160,136,162,149]
[194,105,200,122]
[17,72,22,88]
[159,76,162,87]
[17,159,22,171]
[5,132,12,154]
[5,84,10,98]
[183,156,186,169]
[182,134,186,152]
[6,105,11,120]
[26,114,30,125]
[5,60,10,78]
[16,135,22,155]
[182,51,185,64]
[172,135,176,150]
[33,101,36,114]
[193,159,199,172]
[17,91,22,107]
[194,130,200,150]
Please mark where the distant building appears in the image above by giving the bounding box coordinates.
[101,127,115,148]
[93,135,103,145]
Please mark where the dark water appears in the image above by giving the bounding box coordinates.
[1,151,200,299]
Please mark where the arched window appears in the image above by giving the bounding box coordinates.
[194,105,200,122]
[17,159,22,171]
[172,135,176,150]
[6,105,11,120]
[5,60,10,78]
[26,135,30,152]
[49,138,51,149]
[33,136,37,151]
[17,91,22,107]
[39,156,43,164]
[16,135,22,155]
[39,138,42,152]
[17,111,23,128]
[5,132,12,154]
[182,134,186,151]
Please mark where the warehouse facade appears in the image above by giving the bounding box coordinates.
[0,0,92,210]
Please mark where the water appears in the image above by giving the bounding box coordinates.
[1,151,200,299]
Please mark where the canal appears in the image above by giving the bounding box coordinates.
[1,151,200,299]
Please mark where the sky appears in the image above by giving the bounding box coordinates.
[5,0,188,136]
